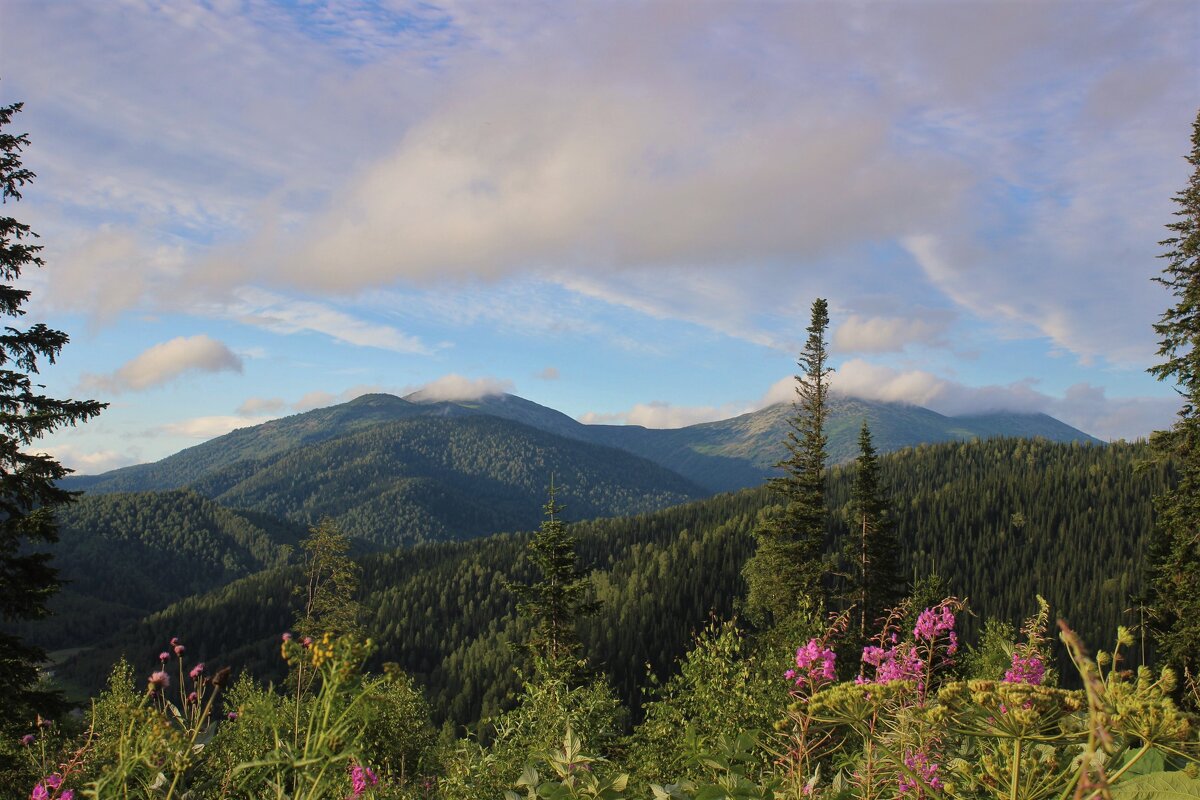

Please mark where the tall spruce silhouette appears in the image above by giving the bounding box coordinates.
[0,99,105,727]
[743,298,832,627]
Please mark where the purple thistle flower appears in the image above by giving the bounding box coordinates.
[148,671,170,690]
[159,651,170,662]
[189,662,204,680]
[227,711,239,721]
[281,632,292,642]
[173,644,185,656]
[20,734,35,746]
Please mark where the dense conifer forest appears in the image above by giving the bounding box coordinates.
[50,438,1167,733]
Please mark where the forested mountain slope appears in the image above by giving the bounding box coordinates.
[66,392,1100,500]
[7,490,306,652]
[65,414,707,547]
[56,438,1161,729]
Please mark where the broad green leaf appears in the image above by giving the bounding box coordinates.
[1110,772,1200,799]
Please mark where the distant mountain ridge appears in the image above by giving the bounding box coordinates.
[66,391,1100,499]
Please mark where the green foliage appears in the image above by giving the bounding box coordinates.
[840,422,904,644]
[439,676,624,800]
[743,298,832,628]
[296,518,364,641]
[959,618,1018,681]
[505,727,629,800]
[508,485,600,680]
[630,620,785,783]
[1148,109,1200,694]
[0,97,105,739]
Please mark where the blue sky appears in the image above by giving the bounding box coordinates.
[1,0,1197,473]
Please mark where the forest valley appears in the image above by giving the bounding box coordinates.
[2,101,1200,798]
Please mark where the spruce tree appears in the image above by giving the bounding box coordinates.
[508,482,599,681]
[0,100,105,726]
[1147,107,1200,688]
[846,421,903,640]
[742,298,832,627]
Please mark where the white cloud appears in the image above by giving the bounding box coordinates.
[825,359,1179,440]
[406,374,514,403]
[228,288,433,354]
[81,335,242,394]
[833,313,953,354]
[40,443,139,475]
[580,400,751,429]
[237,396,287,415]
[160,414,274,439]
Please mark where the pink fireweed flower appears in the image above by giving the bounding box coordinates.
[31,785,48,800]
[44,776,61,790]
[898,750,942,794]
[1004,651,1045,685]
[348,763,379,798]
[148,671,170,690]
[914,606,958,653]
[786,639,837,689]
[860,643,923,684]
[60,793,74,800]
[189,663,204,680]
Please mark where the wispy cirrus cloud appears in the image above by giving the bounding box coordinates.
[227,288,434,354]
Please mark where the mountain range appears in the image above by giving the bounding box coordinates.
[68,390,1099,499]
[27,391,1108,703]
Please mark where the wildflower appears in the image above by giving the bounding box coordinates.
[787,639,837,689]
[348,762,379,798]
[187,691,198,705]
[44,776,62,790]
[914,606,958,653]
[61,793,74,800]
[898,750,942,794]
[227,711,239,721]
[189,662,204,680]
[173,644,185,656]
[20,734,34,746]
[148,671,170,690]
[31,785,48,800]
[170,637,180,647]
[301,636,313,648]
[861,643,923,684]
[282,632,292,642]
[1004,650,1045,685]
[159,651,170,662]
